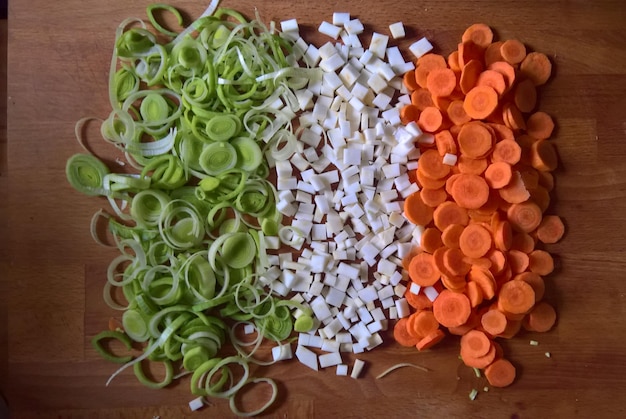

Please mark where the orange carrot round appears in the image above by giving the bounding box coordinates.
[447,100,472,126]
[463,85,499,120]
[403,69,419,92]
[507,201,543,233]
[420,187,449,207]
[409,252,441,286]
[484,41,505,66]
[418,106,444,132]
[393,318,420,347]
[441,223,465,249]
[433,201,469,231]
[415,53,448,88]
[411,88,435,110]
[459,59,484,95]
[421,227,444,253]
[460,329,492,358]
[477,70,507,96]
[481,308,508,336]
[459,223,492,258]
[520,52,552,86]
[500,39,527,65]
[523,301,557,332]
[484,161,513,189]
[450,174,490,209]
[497,280,536,314]
[433,289,472,328]
[528,249,555,275]
[457,156,488,175]
[427,68,457,98]
[536,215,565,244]
[514,271,545,302]
[492,139,522,165]
[416,329,447,351]
[526,111,555,140]
[461,23,494,48]
[485,358,516,387]
[457,121,494,158]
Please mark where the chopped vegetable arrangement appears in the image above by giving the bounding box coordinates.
[66,0,562,414]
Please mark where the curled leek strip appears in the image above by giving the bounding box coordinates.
[66,153,110,196]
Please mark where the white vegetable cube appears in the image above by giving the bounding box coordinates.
[336,364,349,376]
[280,18,299,33]
[296,345,319,371]
[318,21,342,39]
[345,19,364,35]
[395,297,410,318]
[389,22,406,39]
[319,352,343,368]
[424,286,440,302]
[443,153,458,166]
[189,397,205,412]
[351,359,366,378]
[409,37,434,59]
[333,12,351,26]
[369,33,389,59]
[272,344,293,361]
[367,73,388,94]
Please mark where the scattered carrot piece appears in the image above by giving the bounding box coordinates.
[433,290,472,328]
[421,227,444,253]
[427,68,458,97]
[450,174,490,209]
[528,249,555,275]
[463,85,499,119]
[415,53,448,88]
[477,70,507,96]
[416,329,447,351]
[523,301,557,332]
[447,100,472,126]
[394,318,421,347]
[462,23,494,48]
[497,280,535,314]
[536,215,565,244]
[457,121,494,158]
[484,41,505,66]
[418,106,444,132]
[520,52,552,86]
[507,201,543,233]
[459,59,484,94]
[481,308,508,336]
[514,79,537,113]
[499,171,531,204]
[433,201,470,231]
[441,223,465,249]
[514,271,545,302]
[409,252,441,286]
[404,191,434,226]
[500,39,527,65]
[526,111,555,140]
[507,249,530,274]
[403,69,419,92]
[435,130,458,156]
[459,223,492,258]
[457,155,488,175]
[485,359,516,387]
[484,161,513,189]
[420,187,449,208]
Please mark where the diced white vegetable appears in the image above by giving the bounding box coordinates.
[410,282,422,295]
[319,352,343,368]
[369,33,389,59]
[333,12,350,26]
[351,359,366,378]
[336,364,349,376]
[389,22,405,39]
[409,37,434,58]
[189,397,205,412]
[280,18,299,33]
[318,21,342,39]
[296,345,319,371]
[443,153,458,166]
[424,286,440,302]
[272,344,293,361]
[395,297,410,318]
[345,19,364,35]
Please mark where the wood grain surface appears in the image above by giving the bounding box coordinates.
[3,1,626,418]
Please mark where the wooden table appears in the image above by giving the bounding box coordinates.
[4,1,626,417]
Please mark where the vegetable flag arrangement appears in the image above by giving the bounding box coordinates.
[66,1,562,414]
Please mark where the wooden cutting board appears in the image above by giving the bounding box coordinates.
[3,1,626,417]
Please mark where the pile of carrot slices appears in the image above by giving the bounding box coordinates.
[395,23,563,388]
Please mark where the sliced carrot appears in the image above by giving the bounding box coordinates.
[404,191,434,226]
[500,39,527,65]
[491,139,522,165]
[460,329,492,358]
[416,329,447,351]
[499,171,531,204]
[507,249,530,274]
[484,41,505,66]
[459,223,492,258]
[448,311,481,336]
[403,69,419,92]
[420,187,448,207]
[507,201,543,233]
[418,149,451,180]
[416,169,448,189]
[523,301,556,332]
[435,129,457,156]
[516,134,538,166]
[411,88,435,110]
[511,232,536,254]
[447,50,461,72]
[457,156,488,175]
[393,318,420,347]
[528,249,555,275]
[450,173,490,209]
[446,100,472,126]
[530,186,551,213]
[488,61,516,90]
[493,219,513,251]
[465,280,484,308]
[530,139,558,172]
[503,102,526,131]
[427,68,457,98]
[412,310,441,338]
[526,111,555,140]
[514,79,537,113]
[432,95,454,113]
[462,23,494,48]
[406,312,424,339]
[481,308,508,336]
[400,104,420,125]
[405,288,434,310]
[457,121,494,158]
[487,249,507,275]
[463,85,499,120]
[519,167,540,190]
[415,53,448,88]
[489,123,515,141]
[459,59,484,95]
[458,41,486,68]
[441,274,466,292]
[467,266,497,300]
[484,161,512,189]
[497,317,523,338]
[441,223,465,249]
[433,289,472,328]
[477,70,507,96]
[418,106,444,132]
[536,215,565,244]
[433,201,469,231]
[514,271,545,302]
[537,170,555,191]
[443,247,472,276]
[485,358,516,387]
[409,252,441,286]
[421,227,444,253]
[462,340,497,369]
[520,51,552,86]
[497,280,535,314]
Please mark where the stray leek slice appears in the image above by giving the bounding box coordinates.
[131,189,171,227]
[199,142,238,175]
[294,314,314,333]
[221,232,256,269]
[183,345,212,371]
[231,136,262,172]
[66,153,110,196]
[146,3,184,37]
[122,309,150,342]
[91,330,133,364]
[133,359,174,389]
[229,378,278,417]
[205,114,241,142]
